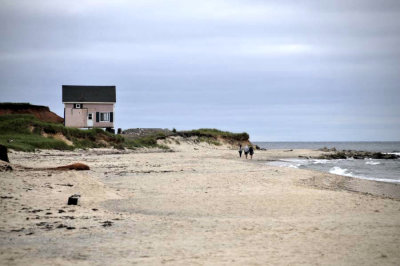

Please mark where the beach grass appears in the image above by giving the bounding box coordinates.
[0,114,166,151]
[0,133,73,152]
[0,115,249,151]
[177,128,249,143]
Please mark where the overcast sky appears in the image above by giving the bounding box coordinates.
[0,0,399,141]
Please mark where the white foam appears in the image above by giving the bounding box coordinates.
[312,159,329,164]
[266,159,304,169]
[328,166,400,183]
[283,159,309,164]
[266,160,400,184]
[387,152,400,156]
[365,160,381,165]
[329,166,354,177]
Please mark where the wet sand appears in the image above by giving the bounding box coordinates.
[1,140,400,265]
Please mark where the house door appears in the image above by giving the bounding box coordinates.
[87,113,93,127]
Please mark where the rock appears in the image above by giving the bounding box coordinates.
[318,150,400,160]
[318,147,337,152]
[101,221,113,227]
[67,194,80,205]
[0,145,10,163]
[56,224,67,229]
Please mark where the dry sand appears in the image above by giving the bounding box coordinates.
[1,139,400,265]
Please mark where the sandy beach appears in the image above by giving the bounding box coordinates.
[1,139,400,265]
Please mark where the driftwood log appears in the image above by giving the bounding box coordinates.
[15,162,90,171]
[54,163,90,171]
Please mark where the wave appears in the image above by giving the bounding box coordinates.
[328,167,400,183]
[329,166,355,177]
[266,159,400,184]
[267,161,301,169]
[312,159,329,164]
[365,160,381,165]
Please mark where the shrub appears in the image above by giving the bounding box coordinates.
[177,128,249,144]
[0,114,142,151]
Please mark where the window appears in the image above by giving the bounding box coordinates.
[96,112,113,123]
[88,113,93,120]
[100,112,110,122]
[74,104,82,109]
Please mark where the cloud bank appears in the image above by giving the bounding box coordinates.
[0,0,399,140]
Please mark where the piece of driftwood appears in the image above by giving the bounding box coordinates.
[15,162,90,171]
[55,163,90,171]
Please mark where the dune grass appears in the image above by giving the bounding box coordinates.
[177,128,249,143]
[0,115,249,152]
[0,134,73,152]
[0,114,141,151]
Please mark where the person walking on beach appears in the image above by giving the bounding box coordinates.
[244,145,249,159]
[238,144,243,158]
[249,145,254,160]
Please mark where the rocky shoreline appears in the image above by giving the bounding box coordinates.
[316,150,399,160]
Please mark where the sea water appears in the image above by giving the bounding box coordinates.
[254,142,400,183]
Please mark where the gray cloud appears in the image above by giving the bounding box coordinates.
[0,0,399,140]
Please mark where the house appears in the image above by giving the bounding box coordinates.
[62,85,116,131]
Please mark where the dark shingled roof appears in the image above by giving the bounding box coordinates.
[62,85,116,103]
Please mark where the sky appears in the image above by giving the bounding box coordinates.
[0,0,399,141]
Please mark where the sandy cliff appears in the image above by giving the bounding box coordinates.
[0,103,63,124]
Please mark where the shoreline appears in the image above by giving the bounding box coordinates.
[251,149,400,199]
[262,150,398,176]
[1,145,400,265]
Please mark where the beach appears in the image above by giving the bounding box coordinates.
[1,140,400,265]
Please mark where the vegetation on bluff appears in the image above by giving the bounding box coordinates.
[177,128,249,144]
[0,102,64,124]
[0,114,250,152]
[122,128,250,146]
[0,114,163,151]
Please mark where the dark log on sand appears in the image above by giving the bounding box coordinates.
[54,163,90,171]
[16,162,90,171]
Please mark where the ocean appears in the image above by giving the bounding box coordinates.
[254,142,400,183]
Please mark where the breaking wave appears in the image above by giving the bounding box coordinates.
[365,160,381,165]
[312,159,329,164]
[329,166,355,177]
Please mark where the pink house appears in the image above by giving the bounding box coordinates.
[62,85,116,131]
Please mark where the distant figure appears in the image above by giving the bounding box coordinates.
[238,144,243,158]
[244,145,249,159]
[249,146,254,159]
